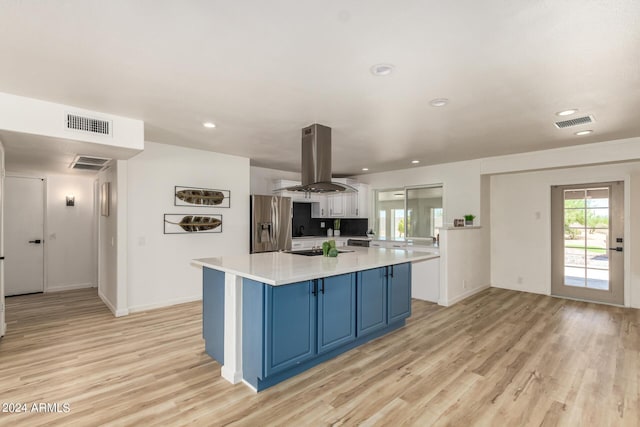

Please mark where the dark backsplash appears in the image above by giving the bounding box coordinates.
[292,202,368,237]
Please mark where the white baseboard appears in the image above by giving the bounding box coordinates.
[98,289,129,317]
[242,379,258,393]
[127,295,202,314]
[442,285,490,306]
[46,282,96,293]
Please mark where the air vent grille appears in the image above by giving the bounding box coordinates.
[76,156,109,165]
[554,115,594,129]
[70,155,112,172]
[66,113,112,136]
[72,163,104,171]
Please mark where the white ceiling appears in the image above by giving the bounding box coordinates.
[1,0,639,176]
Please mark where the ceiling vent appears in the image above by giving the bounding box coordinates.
[554,115,595,129]
[69,155,112,171]
[66,113,112,136]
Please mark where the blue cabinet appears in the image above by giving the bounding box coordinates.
[239,264,412,391]
[317,274,356,353]
[265,280,317,377]
[356,267,387,337]
[388,263,412,323]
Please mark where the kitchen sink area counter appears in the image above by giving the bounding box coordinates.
[193,247,439,391]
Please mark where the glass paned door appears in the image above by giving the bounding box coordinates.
[551,182,624,305]
[563,187,610,290]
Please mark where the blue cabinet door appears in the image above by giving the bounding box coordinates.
[203,268,225,364]
[317,273,356,354]
[388,263,412,323]
[265,280,317,377]
[357,267,388,337]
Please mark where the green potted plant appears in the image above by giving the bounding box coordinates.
[464,214,476,226]
[333,219,341,236]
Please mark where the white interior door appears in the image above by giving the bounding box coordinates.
[5,176,44,296]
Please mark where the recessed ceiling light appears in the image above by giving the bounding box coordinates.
[370,63,394,76]
[556,109,578,116]
[430,98,449,107]
[203,122,216,128]
[575,130,593,136]
[411,160,420,164]
[362,168,369,171]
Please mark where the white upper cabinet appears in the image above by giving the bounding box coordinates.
[345,183,369,218]
[311,197,328,218]
[328,194,346,217]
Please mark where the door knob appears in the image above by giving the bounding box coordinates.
[28,239,42,244]
[608,247,623,252]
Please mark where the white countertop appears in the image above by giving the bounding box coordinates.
[193,247,439,286]
[292,235,369,240]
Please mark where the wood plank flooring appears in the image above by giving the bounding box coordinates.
[0,288,638,426]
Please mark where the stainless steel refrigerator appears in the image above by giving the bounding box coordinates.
[250,195,292,253]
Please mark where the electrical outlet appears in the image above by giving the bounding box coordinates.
[320,222,325,228]
[517,276,523,285]
[463,279,467,289]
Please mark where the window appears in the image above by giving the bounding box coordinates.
[378,210,386,238]
[374,185,443,240]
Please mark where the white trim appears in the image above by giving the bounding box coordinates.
[0,141,4,338]
[115,160,128,316]
[46,282,95,292]
[42,177,48,292]
[549,294,625,308]
[443,284,491,306]
[221,273,243,384]
[98,288,129,317]
[127,295,202,313]
[547,176,630,306]
[623,176,631,307]
[242,379,258,393]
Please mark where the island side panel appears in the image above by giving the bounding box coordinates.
[203,267,225,364]
[221,273,244,384]
[242,278,265,390]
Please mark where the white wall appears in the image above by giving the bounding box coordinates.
[45,174,96,291]
[439,227,490,306]
[491,161,640,308]
[481,136,640,175]
[250,166,300,195]
[0,92,144,151]
[354,160,483,227]
[126,141,250,312]
[97,164,123,315]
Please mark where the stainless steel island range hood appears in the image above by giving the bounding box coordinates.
[284,124,356,193]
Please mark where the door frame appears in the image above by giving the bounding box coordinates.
[547,175,631,307]
[5,174,48,293]
[0,144,4,336]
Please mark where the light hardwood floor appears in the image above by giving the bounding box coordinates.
[0,288,638,426]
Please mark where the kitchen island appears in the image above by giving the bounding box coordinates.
[193,247,439,391]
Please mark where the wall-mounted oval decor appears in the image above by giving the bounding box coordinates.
[164,214,223,234]
[175,186,230,208]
